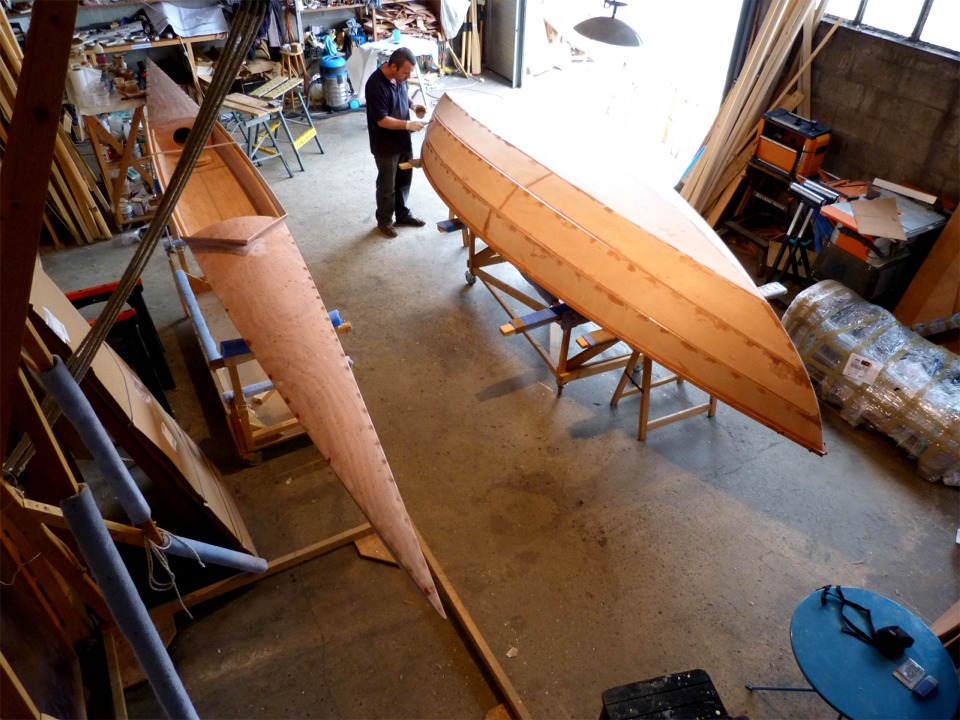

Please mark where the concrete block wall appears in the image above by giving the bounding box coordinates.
[810,22,959,203]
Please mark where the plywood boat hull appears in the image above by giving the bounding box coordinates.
[146,62,443,615]
[421,94,824,454]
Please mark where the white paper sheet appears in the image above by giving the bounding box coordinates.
[144,2,228,38]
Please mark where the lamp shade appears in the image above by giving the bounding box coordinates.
[574,16,642,47]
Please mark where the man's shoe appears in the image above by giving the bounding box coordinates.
[378,223,398,238]
[395,215,426,227]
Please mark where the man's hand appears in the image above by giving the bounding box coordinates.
[405,120,425,132]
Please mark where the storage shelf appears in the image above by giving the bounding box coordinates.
[301,0,416,12]
[5,1,143,17]
[94,32,226,54]
[302,4,366,12]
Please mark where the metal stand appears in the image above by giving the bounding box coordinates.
[765,179,841,284]
[745,682,844,719]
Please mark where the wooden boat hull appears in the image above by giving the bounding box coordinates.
[421,93,824,454]
[146,63,443,616]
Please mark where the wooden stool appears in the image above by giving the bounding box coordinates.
[611,350,717,440]
[279,47,308,102]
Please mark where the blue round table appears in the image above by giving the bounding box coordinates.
[791,587,959,719]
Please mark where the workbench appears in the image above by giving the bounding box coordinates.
[815,186,947,306]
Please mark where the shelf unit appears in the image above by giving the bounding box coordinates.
[297,0,424,44]
[301,4,367,12]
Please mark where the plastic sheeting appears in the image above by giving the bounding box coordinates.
[441,0,471,40]
[783,280,959,485]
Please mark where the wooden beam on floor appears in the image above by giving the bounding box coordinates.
[142,523,376,623]
[416,529,532,720]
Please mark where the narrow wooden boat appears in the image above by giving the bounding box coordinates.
[145,62,443,616]
[421,93,825,454]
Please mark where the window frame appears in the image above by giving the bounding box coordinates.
[825,0,960,60]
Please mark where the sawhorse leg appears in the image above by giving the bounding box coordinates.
[295,90,324,154]
[767,205,815,284]
[246,115,294,178]
[611,350,718,441]
[274,111,306,173]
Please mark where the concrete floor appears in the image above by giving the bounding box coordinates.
[38,68,958,719]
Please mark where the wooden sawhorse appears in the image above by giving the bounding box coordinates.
[611,348,718,440]
[440,216,632,394]
[79,96,157,227]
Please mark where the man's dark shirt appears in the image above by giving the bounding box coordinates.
[365,66,412,156]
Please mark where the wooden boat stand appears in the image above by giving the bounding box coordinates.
[10,313,530,720]
[442,218,632,395]
[166,241,321,463]
[440,216,718,440]
[610,349,719,441]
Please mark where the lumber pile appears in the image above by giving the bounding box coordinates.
[0,10,111,247]
[365,1,440,42]
[679,0,839,226]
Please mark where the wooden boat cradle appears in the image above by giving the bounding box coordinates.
[448,217,721,439]
[166,241,353,463]
[451,219,635,392]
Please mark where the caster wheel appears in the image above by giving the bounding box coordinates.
[246,451,263,467]
[465,269,477,285]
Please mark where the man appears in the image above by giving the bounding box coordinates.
[365,47,428,238]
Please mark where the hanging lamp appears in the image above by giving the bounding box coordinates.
[574,0,642,47]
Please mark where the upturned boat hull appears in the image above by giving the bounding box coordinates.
[421,94,824,454]
[146,62,443,616]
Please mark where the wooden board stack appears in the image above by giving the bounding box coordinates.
[0,11,111,247]
[679,0,839,225]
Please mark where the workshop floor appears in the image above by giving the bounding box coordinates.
[38,68,958,720]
